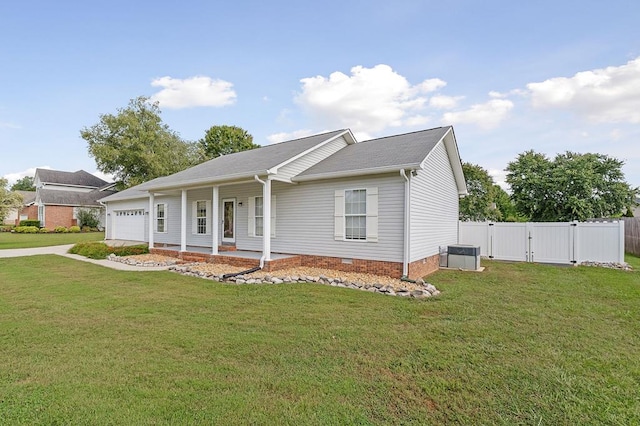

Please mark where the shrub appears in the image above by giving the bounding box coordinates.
[76,208,101,229]
[54,226,68,233]
[68,242,149,259]
[81,225,91,232]
[0,225,14,232]
[15,226,39,233]
[39,227,50,233]
[69,242,111,259]
[69,226,81,233]
[19,220,40,227]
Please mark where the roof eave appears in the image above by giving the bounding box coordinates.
[292,164,420,182]
[143,170,267,192]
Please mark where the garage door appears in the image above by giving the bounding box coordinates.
[113,209,145,241]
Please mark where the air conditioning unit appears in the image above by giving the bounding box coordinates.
[447,244,481,271]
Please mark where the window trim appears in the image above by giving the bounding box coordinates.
[156,203,167,233]
[195,200,208,235]
[248,195,276,238]
[344,188,367,241]
[334,187,378,243]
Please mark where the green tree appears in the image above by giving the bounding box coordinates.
[81,96,199,189]
[506,150,637,221]
[198,125,259,161]
[459,163,504,221]
[10,176,35,191]
[0,178,24,223]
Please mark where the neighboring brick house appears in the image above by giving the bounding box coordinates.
[3,190,36,225]
[28,169,117,229]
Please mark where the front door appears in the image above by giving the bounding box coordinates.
[222,199,235,243]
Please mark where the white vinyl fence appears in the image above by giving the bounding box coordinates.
[459,221,625,264]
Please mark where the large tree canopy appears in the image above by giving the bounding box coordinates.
[0,178,24,223]
[506,150,637,221]
[81,96,199,189]
[459,163,517,222]
[198,125,259,161]
[10,176,35,191]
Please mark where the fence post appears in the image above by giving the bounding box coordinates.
[619,220,625,264]
[488,222,494,258]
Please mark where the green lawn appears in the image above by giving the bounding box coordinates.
[0,255,638,424]
[0,231,105,249]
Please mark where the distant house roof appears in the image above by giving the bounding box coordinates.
[39,188,117,207]
[36,169,109,188]
[15,190,36,205]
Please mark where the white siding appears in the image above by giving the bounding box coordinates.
[276,136,349,180]
[153,195,181,246]
[269,175,404,262]
[410,141,459,261]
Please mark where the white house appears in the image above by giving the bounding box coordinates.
[99,127,467,279]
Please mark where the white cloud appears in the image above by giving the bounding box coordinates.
[442,99,514,130]
[488,168,509,191]
[609,129,622,140]
[527,57,640,123]
[266,129,315,144]
[92,170,114,183]
[295,64,445,135]
[429,95,464,110]
[0,121,20,129]
[150,75,236,109]
[3,166,49,186]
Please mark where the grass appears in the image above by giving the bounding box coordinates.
[0,255,639,424]
[0,231,104,249]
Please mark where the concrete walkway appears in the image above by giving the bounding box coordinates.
[0,244,171,271]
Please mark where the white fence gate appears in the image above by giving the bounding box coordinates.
[459,221,625,264]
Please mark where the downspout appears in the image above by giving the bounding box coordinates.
[400,169,411,278]
[254,175,266,269]
[98,201,107,241]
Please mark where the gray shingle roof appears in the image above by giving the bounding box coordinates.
[37,169,109,188]
[296,127,451,180]
[16,190,36,205]
[39,189,117,207]
[99,130,348,202]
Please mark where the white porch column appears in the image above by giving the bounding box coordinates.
[263,178,272,262]
[148,192,154,248]
[211,186,219,255]
[181,189,187,252]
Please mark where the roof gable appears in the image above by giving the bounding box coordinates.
[296,127,451,180]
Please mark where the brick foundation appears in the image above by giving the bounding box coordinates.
[408,254,441,280]
[150,248,440,279]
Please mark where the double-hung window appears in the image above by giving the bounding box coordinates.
[254,196,264,237]
[334,187,378,242]
[344,189,367,240]
[156,203,166,233]
[196,200,207,235]
[248,195,276,237]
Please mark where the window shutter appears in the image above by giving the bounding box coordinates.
[334,190,344,240]
[206,200,211,235]
[270,195,276,237]
[248,197,255,237]
[366,187,378,242]
[191,201,197,234]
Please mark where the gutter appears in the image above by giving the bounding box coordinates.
[254,175,267,269]
[292,164,421,182]
[400,169,412,278]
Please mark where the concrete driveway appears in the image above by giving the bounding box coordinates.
[0,244,170,271]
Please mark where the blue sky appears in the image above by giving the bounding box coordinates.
[1,0,639,189]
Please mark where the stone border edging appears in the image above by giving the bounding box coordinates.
[168,264,441,298]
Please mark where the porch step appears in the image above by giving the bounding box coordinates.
[218,244,237,252]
